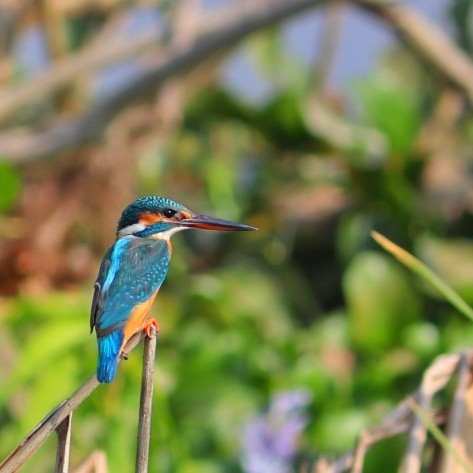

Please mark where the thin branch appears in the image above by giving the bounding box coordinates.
[315,409,448,473]
[407,399,473,473]
[311,350,472,473]
[0,376,99,473]
[0,333,144,473]
[400,353,461,473]
[0,0,320,127]
[55,414,73,473]
[313,2,346,92]
[135,328,158,473]
[437,352,473,472]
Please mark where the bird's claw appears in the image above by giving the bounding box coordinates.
[143,318,160,338]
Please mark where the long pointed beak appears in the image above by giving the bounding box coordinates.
[180,214,257,232]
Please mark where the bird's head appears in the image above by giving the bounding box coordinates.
[117,196,256,239]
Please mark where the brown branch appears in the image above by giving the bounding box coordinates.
[0,376,99,473]
[0,0,330,163]
[71,450,108,473]
[310,350,472,473]
[437,352,473,473]
[0,332,145,473]
[0,0,36,56]
[55,414,73,473]
[314,409,448,473]
[135,328,158,473]
[0,27,162,125]
[358,0,473,101]
[313,2,346,92]
[0,0,472,163]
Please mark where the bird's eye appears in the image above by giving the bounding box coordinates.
[163,208,177,218]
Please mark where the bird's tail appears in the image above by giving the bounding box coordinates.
[97,331,124,383]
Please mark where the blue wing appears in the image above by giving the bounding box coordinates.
[90,236,171,336]
[90,236,170,383]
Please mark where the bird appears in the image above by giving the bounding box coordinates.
[90,195,256,383]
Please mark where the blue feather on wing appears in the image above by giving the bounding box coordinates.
[90,236,171,383]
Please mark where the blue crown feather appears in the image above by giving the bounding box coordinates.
[117,196,189,233]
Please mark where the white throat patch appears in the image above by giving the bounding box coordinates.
[118,223,189,240]
[152,226,188,240]
[117,223,146,238]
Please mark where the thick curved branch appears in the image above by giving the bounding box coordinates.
[0,0,472,163]
[0,28,162,125]
[359,1,473,101]
[0,0,328,163]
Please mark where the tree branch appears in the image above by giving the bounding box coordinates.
[0,0,472,163]
[0,0,329,163]
[0,332,145,473]
[0,27,162,125]
[358,0,473,101]
[135,329,158,473]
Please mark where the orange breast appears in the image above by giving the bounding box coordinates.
[121,291,158,352]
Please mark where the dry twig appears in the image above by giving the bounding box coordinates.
[0,332,147,473]
[135,328,158,473]
[310,350,473,473]
[55,414,73,473]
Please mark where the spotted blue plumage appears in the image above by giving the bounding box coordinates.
[91,195,256,383]
[90,236,170,383]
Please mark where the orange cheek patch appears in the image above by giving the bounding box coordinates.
[139,213,163,225]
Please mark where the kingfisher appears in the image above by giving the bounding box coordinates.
[90,195,256,383]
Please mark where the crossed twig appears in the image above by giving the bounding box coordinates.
[0,329,158,473]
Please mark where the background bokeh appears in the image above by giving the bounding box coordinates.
[0,0,472,471]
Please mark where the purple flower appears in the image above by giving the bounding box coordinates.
[241,390,312,473]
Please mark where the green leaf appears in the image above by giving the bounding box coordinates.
[0,161,21,211]
[372,231,473,323]
[343,251,421,353]
[1,319,87,404]
[356,73,421,158]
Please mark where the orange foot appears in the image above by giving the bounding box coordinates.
[143,317,160,338]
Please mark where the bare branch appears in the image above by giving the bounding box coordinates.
[0,0,330,163]
[358,0,473,101]
[0,0,36,55]
[55,414,73,473]
[310,350,472,473]
[437,352,473,473]
[0,333,144,473]
[0,376,99,473]
[0,0,472,163]
[135,328,158,473]
[0,28,162,125]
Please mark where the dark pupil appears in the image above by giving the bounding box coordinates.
[163,208,176,218]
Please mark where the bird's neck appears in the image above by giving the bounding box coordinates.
[148,226,187,240]
[117,222,187,240]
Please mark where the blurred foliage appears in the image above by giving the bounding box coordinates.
[0,161,21,212]
[449,0,473,53]
[0,1,473,472]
